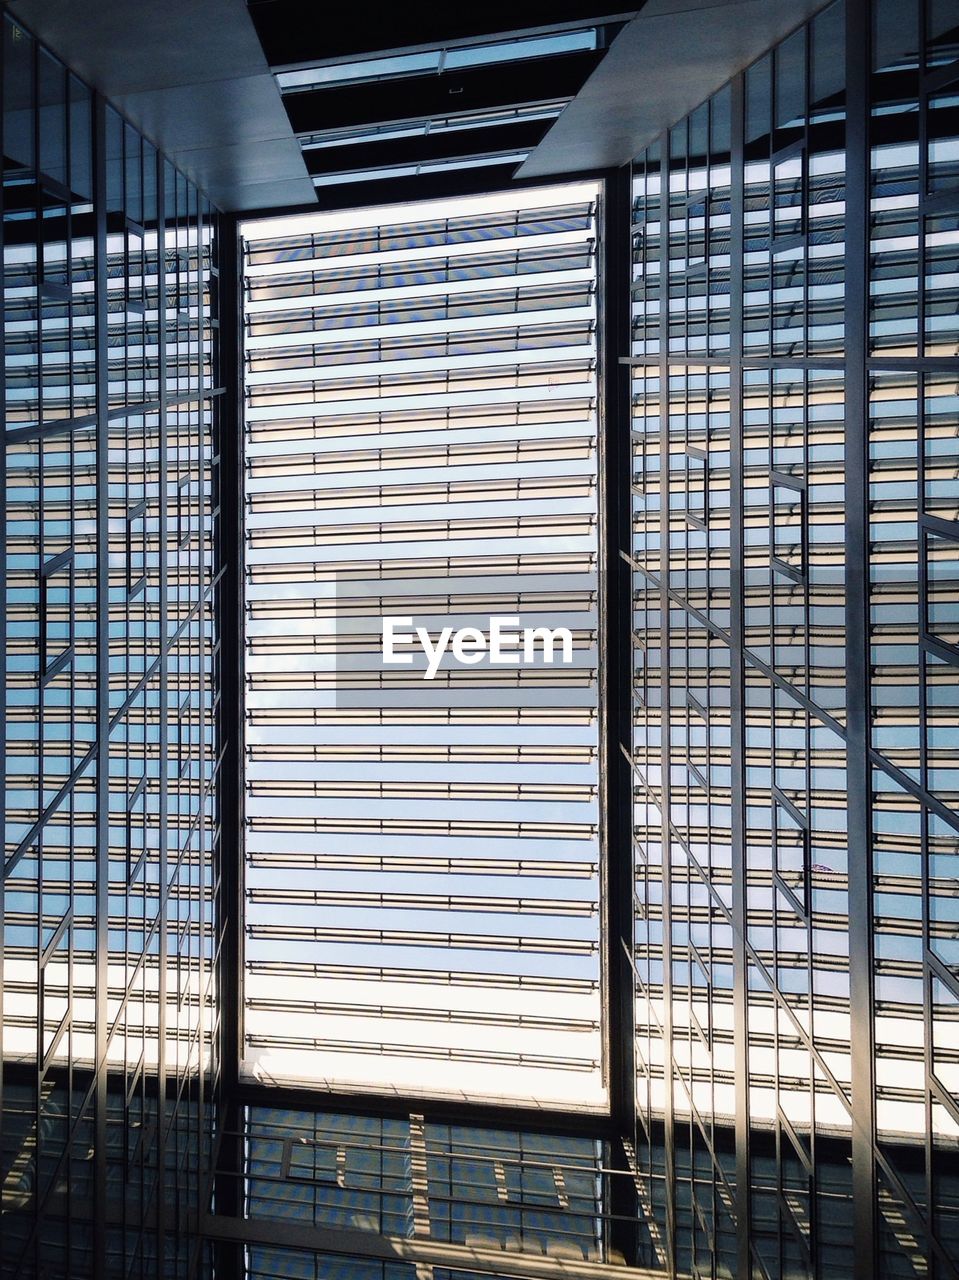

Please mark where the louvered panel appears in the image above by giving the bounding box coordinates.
[242,183,604,1108]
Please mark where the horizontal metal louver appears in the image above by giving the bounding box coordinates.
[242,184,604,1108]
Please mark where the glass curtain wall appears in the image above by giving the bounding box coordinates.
[1,13,224,1279]
[235,1107,637,1275]
[628,0,959,1277]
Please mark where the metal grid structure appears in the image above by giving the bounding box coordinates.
[239,186,605,1110]
[245,2,628,204]
[205,1105,663,1279]
[3,0,959,1278]
[1,12,225,1278]
[206,1076,669,1279]
[626,0,959,1276]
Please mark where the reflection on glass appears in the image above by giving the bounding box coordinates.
[630,0,959,1275]
[3,16,221,1280]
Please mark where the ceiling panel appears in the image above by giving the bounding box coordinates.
[517,0,838,177]
[6,0,315,211]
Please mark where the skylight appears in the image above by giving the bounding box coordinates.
[276,30,598,93]
[300,105,566,153]
[311,153,530,187]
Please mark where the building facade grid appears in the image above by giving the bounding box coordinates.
[627,1,959,1276]
[1,12,225,1278]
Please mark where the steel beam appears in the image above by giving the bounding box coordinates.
[304,119,553,177]
[283,51,604,135]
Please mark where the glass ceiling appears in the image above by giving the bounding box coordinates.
[240,183,604,1108]
[276,30,598,93]
[299,105,567,153]
[311,152,531,189]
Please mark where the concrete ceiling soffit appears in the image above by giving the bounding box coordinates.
[517,0,836,177]
[5,0,316,210]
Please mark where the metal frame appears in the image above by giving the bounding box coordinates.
[236,178,608,1112]
[626,2,959,1276]
[1,10,225,1277]
[6,1,959,1277]
[843,4,877,1275]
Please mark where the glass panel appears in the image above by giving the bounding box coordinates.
[2,15,221,1278]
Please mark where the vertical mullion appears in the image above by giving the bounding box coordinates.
[918,395,934,1265]
[155,151,169,1269]
[33,48,45,1277]
[601,164,639,1265]
[0,11,7,1178]
[917,4,935,1248]
[193,185,207,1269]
[92,88,110,1276]
[728,68,751,1280]
[217,213,242,1102]
[213,212,244,1280]
[601,164,636,1131]
[657,134,677,1279]
[844,0,877,1277]
[65,75,78,1275]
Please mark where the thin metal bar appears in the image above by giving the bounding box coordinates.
[92,87,110,1276]
[217,212,243,1098]
[844,2,877,1275]
[32,39,45,1277]
[656,130,677,1278]
[917,2,936,1238]
[727,68,752,1280]
[624,354,959,370]
[0,12,7,1176]
[154,147,170,1270]
[213,211,245,1280]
